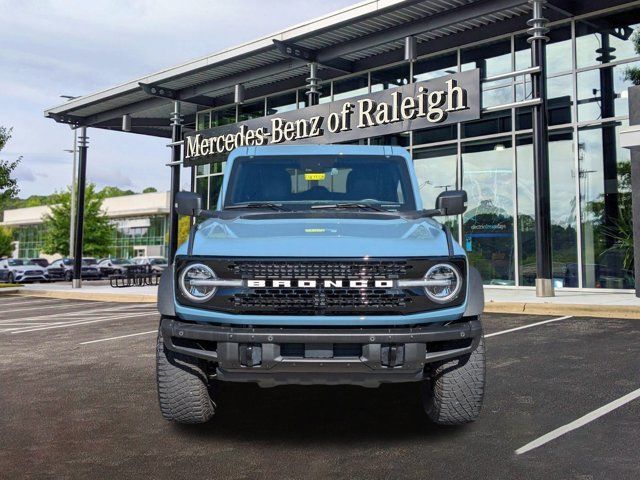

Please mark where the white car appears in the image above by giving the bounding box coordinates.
[131,256,168,274]
[0,258,49,283]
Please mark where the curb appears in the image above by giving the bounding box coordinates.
[484,301,640,319]
[0,287,24,294]
[16,289,156,303]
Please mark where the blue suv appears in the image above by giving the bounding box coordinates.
[157,145,485,425]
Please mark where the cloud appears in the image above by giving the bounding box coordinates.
[0,0,355,198]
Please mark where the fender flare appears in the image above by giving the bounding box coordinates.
[463,266,484,317]
[157,264,176,317]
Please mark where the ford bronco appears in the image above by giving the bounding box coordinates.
[156,145,485,425]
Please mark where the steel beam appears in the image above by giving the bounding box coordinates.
[168,101,182,262]
[72,127,88,289]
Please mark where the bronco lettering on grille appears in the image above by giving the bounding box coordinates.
[246,279,394,288]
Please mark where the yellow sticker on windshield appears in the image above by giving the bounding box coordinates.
[304,172,325,181]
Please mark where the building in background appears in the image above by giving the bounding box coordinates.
[43,0,640,291]
[0,191,169,259]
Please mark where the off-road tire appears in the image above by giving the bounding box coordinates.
[156,328,215,424]
[422,338,485,425]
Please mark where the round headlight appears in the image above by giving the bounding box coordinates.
[423,263,462,303]
[179,263,217,302]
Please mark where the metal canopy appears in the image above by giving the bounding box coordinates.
[43,0,631,138]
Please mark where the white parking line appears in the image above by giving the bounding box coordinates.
[0,303,156,324]
[485,316,572,338]
[9,311,155,334]
[0,298,71,308]
[516,387,640,455]
[3,302,98,313]
[80,330,157,345]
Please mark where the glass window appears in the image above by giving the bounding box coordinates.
[210,107,236,127]
[413,124,456,145]
[547,74,573,126]
[461,39,511,81]
[369,133,410,147]
[576,12,640,69]
[515,136,536,286]
[413,145,459,233]
[413,52,457,81]
[266,91,297,115]
[546,26,573,75]
[462,138,515,285]
[514,35,532,71]
[196,163,209,176]
[208,175,224,210]
[578,123,634,289]
[483,81,513,108]
[462,110,511,138]
[332,75,368,101]
[370,64,410,92]
[196,111,210,130]
[195,176,208,206]
[238,99,264,122]
[577,61,640,121]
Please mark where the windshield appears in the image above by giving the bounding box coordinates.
[83,258,97,265]
[8,259,26,266]
[149,258,167,265]
[224,155,416,211]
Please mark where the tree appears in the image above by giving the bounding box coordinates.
[0,126,22,213]
[41,184,115,258]
[0,227,13,258]
[100,186,135,198]
[626,29,640,85]
[142,187,157,193]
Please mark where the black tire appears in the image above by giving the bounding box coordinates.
[7,272,14,284]
[421,338,486,425]
[64,270,73,282]
[156,327,215,424]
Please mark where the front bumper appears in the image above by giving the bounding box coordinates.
[15,274,48,282]
[161,317,482,387]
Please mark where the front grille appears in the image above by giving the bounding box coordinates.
[175,256,467,316]
[24,270,41,276]
[233,287,411,314]
[228,260,410,280]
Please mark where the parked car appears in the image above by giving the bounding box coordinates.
[0,258,49,283]
[47,258,102,281]
[132,256,168,274]
[98,258,133,276]
[30,258,50,268]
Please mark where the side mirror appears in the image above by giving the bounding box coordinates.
[435,190,467,216]
[175,191,203,217]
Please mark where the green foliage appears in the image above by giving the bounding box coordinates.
[0,126,22,212]
[41,184,115,257]
[100,186,135,198]
[142,187,158,193]
[0,227,14,257]
[625,29,640,85]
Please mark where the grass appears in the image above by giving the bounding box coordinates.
[0,283,22,288]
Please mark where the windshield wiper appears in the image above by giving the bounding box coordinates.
[225,202,288,211]
[310,203,384,212]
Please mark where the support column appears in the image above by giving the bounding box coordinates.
[306,62,320,106]
[168,101,182,262]
[72,127,88,288]
[528,0,554,297]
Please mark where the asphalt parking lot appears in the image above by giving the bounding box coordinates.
[0,296,639,479]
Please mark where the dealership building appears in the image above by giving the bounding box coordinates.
[1,191,170,259]
[43,0,640,293]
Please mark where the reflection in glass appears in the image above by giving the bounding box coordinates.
[546,26,572,75]
[413,145,459,233]
[515,137,535,286]
[196,111,210,130]
[370,64,410,92]
[332,75,368,101]
[208,175,224,210]
[266,91,297,115]
[413,53,457,81]
[547,74,573,125]
[578,123,634,288]
[575,12,639,69]
[462,138,515,285]
[461,40,511,81]
[238,100,264,121]
[462,110,511,138]
[210,107,236,127]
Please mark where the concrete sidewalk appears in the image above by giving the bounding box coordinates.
[4,282,640,318]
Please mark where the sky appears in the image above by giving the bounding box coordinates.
[0,0,357,197]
